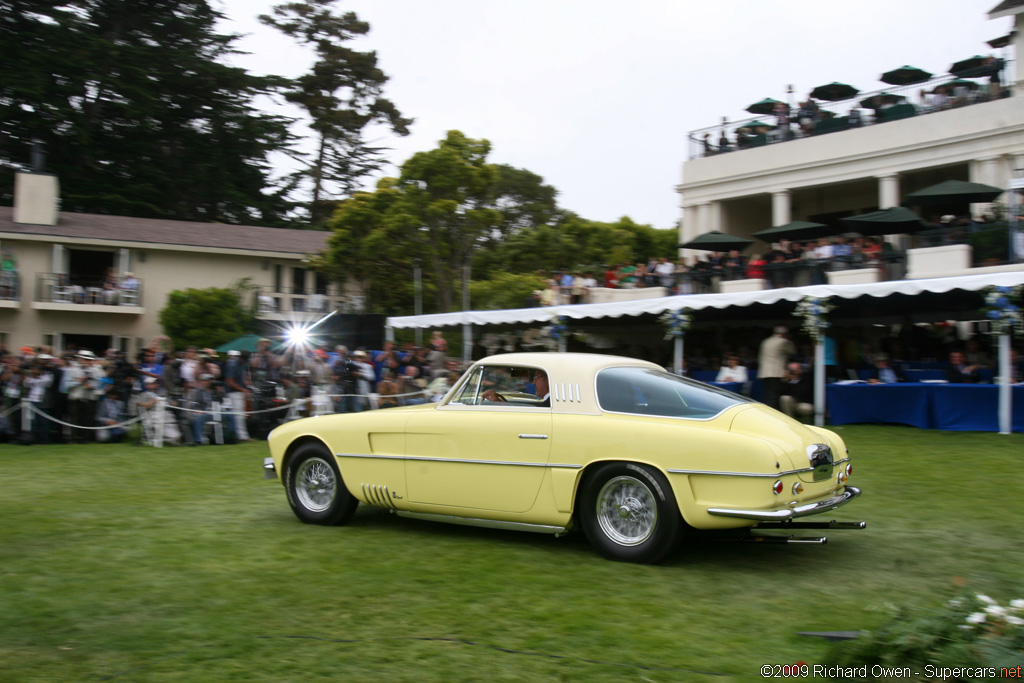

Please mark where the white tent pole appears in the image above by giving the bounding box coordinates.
[998,333,1011,435]
[814,339,825,427]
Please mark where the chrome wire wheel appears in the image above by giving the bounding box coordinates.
[294,455,337,512]
[595,475,657,546]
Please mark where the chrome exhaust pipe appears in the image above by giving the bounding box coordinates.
[755,520,866,531]
[743,535,828,545]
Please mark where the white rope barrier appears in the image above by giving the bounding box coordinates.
[8,387,437,447]
[22,400,150,430]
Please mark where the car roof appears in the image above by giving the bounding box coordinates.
[472,352,660,376]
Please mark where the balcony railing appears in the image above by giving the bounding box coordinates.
[35,273,143,307]
[254,286,365,317]
[1,272,20,301]
[687,68,1013,160]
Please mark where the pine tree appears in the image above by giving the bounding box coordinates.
[1,0,295,226]
[260,0,412,226]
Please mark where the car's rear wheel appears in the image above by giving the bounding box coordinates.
[579,462,681,563]
[285,442,358,525]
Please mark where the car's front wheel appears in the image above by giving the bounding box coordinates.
[579,462,682,563]
[284,442,359,525]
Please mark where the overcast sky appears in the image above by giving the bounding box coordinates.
[218,0,1013,230]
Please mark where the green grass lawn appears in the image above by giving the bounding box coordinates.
[1,425,1022,682]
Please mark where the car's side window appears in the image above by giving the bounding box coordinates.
[597,366,748,418]
[448,365,547,407]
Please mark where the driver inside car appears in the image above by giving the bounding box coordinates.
[482,370,549,407]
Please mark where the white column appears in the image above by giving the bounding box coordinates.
[771,190,791,227]
[814,340,825,427]
[971,156,1003,219]
[877,174,902,248]
[877,173,900,209]
[679,205,695,259]
[695,202,712,235]
[998,334,1011,435]
[1012,14,1024,96]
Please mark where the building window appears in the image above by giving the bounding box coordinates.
[274,264,283,293]
[292,267,306,295]
[67,248,115,288]
[315,272,328,296]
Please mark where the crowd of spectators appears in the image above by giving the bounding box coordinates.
[530,237,903,304]
[700,60,1008,158]
[0,332,466,447]
[2,324,1020,442]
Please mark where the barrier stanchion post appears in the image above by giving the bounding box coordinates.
[155,397,165,448]
[21,398,31,434]
[998,333,1011,435]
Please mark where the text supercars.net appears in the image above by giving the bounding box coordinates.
[760,664,1022,679]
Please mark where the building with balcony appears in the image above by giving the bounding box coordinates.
[676,2,1024,288]
[0,171,357,355]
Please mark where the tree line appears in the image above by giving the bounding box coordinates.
[3,1,676,316]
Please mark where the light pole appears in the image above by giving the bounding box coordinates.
[413,258,422,347]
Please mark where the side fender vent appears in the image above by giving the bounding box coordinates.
[361,483,398,510]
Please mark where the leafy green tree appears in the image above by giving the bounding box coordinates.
[469,271,547,311]
[316,130,675,316]
[260,0,412,226]
[159,285,254,350]
[1,1,295,225]
[314,178,423,314]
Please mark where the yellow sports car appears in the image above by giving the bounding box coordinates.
[264,352,862,563]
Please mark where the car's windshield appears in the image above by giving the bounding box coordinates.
[596,366,749,419]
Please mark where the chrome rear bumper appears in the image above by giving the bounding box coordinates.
[263,456,277,480]
[708,486,861,521]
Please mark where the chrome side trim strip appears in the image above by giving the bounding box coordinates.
[574,383,581,403]
[708,486,861,521]
[395,511,567,535]
[338,453,581,469]
[668,468,811,478]
[668,457,851,478]
[517,434,549,440]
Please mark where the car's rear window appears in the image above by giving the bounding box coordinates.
[596,366,749,419]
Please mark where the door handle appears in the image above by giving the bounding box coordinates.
[518,434,549,440]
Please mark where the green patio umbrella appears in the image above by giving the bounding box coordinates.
[752,220,834,242]
[810,82,859,101]
[215,333,283,353]
[933,79,979,93]
[736,120,770,131]
[745,98,783,115]
[880,65,933,86]
[987,34,1012,49]
[679,230,755,252]
[949,55,992,78]
[859,93,906,110]
[902,180,1004,206]
[839,208,930,235]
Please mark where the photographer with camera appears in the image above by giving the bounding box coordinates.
[223,349,252,441]
[65,350,104,443]
[331,346,359,413]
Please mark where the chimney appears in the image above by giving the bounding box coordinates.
[14,141,60,226]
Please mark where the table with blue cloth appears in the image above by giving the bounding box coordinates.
[930,384,1024,431]
[709,381,743,394]
[827,383,934,429]
[827,382,1024,432]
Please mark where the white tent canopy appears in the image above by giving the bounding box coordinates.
[386,271,1024,330]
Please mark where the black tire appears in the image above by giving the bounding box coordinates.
[579,462,682,563]
[284,442,359,525]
